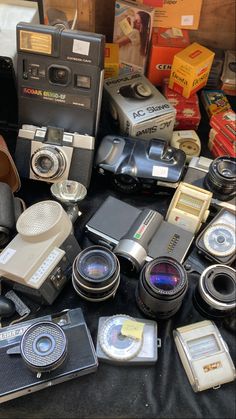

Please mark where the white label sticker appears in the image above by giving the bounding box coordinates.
[72,39,90,56]
[63,134,73,143]
[28,248,63,285]
[35,129,46,138]
[152,166,169,178]
[178,130,195,138]
[0,248,16,265]
[181,15,194,26]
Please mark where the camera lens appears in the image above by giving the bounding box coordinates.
[48,66,70,85]
[72,246,120,302]
[136,257,188,319]
[204,156,236,200]
[113,174,140,193]
[20,321,67,374]
[193,265,236,319]
[31,147,66,180]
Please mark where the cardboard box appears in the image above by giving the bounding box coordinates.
[113,0,155,75]
[104,43,119,79]
[147,27,190,86]
[208,129,236,158]
[201,90,231,118]
[210,110,236,143]
[169,42,215,98]
[104,72,176,141]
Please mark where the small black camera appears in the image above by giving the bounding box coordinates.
[95,135,186,193]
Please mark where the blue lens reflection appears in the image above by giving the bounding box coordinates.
[149,262,180,291]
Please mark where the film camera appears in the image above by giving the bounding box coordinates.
[0,308,98,404]
[96,135,186,193]
[15,125,95,187]
[0,200,81,305]
[17,22,105,136]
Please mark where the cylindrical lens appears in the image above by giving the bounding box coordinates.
[72,246,120,302]
[136,257,188,319]
[193,264,236,319]
[204,156,236,200]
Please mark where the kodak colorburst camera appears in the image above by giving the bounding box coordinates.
[17,22,105,136]
[0,308,98,404]
[15,125,95,187]
[0,200,81,305]
[96,135,186,193]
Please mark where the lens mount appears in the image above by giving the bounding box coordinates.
[20,321,67,374]
[31,146,66,180]
[112,174,141,193]
[72,246,120,302]
[204,156,236,200]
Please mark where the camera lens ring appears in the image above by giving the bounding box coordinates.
[204,156,236,200]
[48,65,71,86]
[31,147,66,180]
[112,174,141,193]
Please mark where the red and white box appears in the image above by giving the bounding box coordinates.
[208,129,236,158]
[210,110,236,143]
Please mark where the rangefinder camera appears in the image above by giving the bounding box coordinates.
[183,156,236,210]
[0,308,98,404]
[17,22,105,136]
[96,135,186,193]
[0,200,81,305]
[15,125,95,187]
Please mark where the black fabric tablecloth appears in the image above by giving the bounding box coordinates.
[0,99,236,419]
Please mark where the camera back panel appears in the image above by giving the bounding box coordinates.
[17,23,105,136]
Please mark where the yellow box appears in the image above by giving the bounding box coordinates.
[104,43,119,79]
[169,43,215,98]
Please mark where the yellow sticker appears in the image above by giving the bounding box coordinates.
[172,28,183,37]
[121,320,144,340]
[20,30,52,55]
[119,17,133,36]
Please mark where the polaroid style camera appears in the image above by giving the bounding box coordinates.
[0,308,98,404]
[96,135,186,193]
[15,125,95,187]
[0,200,81,305]
[16,22,105,136]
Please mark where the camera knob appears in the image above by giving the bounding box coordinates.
[113,138,121,144]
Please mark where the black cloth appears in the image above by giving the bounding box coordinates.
[0,99,236,419]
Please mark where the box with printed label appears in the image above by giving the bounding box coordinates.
[103,72,176,141]
[201,90,231,118]
[210,110,236,143]
[104,43,120,79]
[169,43,215,98]
[113,0,155,75]
[147,27,190,86]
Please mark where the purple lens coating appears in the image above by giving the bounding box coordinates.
[149,262,181,291]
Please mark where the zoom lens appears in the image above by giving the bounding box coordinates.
[136,257,188,319]
[72,246,120,302]
[204,156,236,200]
[20,321,67,374]
[193,264,236,319]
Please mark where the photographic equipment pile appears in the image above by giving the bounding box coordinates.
[0,0,235,412]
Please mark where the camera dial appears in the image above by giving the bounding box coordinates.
[31,147,66,180]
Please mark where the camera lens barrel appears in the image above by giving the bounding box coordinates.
[204,156,236,200]
[72,246,120,302]
[193,264,236,319]
[136,257,188,319]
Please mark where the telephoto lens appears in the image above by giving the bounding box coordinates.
[193,265,236,319]
[136,257,188,319]
[204,156,236,200]
[72,246,120,302]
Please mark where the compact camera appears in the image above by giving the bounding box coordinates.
[96,135,186,193]
[86,196,194,274]
[96,315,158,365]
[0,200,81,305]
[183,156,236,210]
[15,125,95,187]
[17,22,105,136]
[0,308,98,404]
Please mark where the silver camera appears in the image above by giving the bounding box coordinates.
[15,125,95,188]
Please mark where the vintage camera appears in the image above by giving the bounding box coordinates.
[15,125,95,187]
[174,320,236,392]
[0,308,98,404]
[183,156,236,210]
[0,200,81,305]
[96,315,158,365]
[196,208,236,265]
[85,196,194,274]
[96,135,186,193]
[17,22,104,136]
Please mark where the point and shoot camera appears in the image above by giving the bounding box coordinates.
[96,135,186,193]
[0,308,98,404]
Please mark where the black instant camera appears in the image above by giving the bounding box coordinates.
[95,135,186,193]
[0,308,98,404]
[16,22,105,136]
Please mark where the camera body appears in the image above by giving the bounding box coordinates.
[96,135,186,193]
[17,22,104,136]
[0,182,24,249]
[15,125,95,187]
[0,308,98,404]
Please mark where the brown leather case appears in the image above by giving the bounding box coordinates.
[0,135,21,192]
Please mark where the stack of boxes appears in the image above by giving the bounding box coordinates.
[209,110,236,158]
